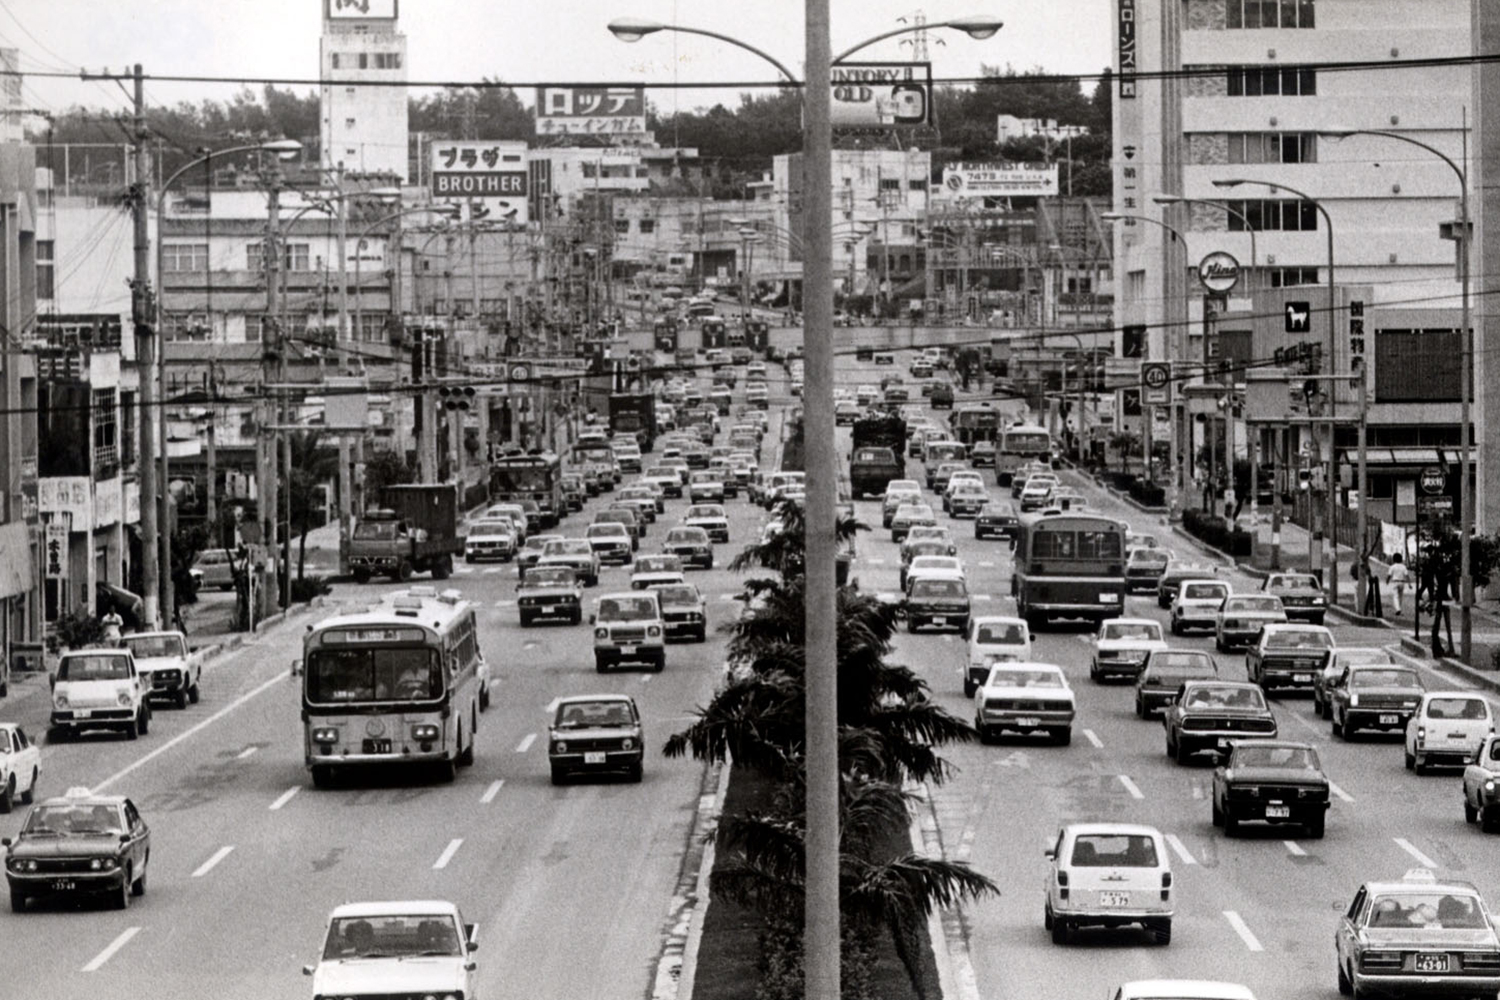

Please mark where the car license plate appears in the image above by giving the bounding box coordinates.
[52,880,76,892]
[619,645,636,655]
[933,616,947,626]
[1266,804,1290,819]
[1099,592,1118,603]
[1016,717,1040,728]
[1414,953,1450,973]
[362,739,392,754]
[1293,673,1311,683]
[542,605,556,614]
[1379,714,1399,725]
[1097,891,1130,908]
[584,752,606,765]
[74,709,92,719]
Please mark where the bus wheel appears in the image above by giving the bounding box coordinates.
[457,719,476,767]
[432,556,452,580]
[352,569,371,584]
[434,759,457,783]
[311,766,334,789]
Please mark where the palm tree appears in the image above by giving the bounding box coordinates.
[287,429,339,582]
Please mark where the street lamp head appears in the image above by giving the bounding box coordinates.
[737,227,760,238]
[608,17,664,42]
[260,138,303,159]
[725,216,750,228]
[1099,212,1127,222]
[946,15,1004,39]
[1211,179,1248,189]
[1152,195,1184,205]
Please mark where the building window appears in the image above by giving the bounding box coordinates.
[358,313,385,342]
[120,392,136,469]
[1224,199,1318,232]
[345,118,356,129]
[92,388,118,475]
[1226,0,1314,28]
[358,53,368,69]
[614,219,629,234]
[247,242,312,272]
[331,54,340,69]
[36,239,54,300]
[1226,65,1316,96]
[1227,132,1317,164]
[909,179,925,190]
[374,52,402,69]
[480,298,505,316]
[638,219,655,234]
[1269,266,1319,287]
[1375,329,1463,402]
[162,243,209,273]
[345,87,355,97]
[879,178,901,191]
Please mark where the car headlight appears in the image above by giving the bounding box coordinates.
[117,690,134,707]
[595,627,609,639]
[412,724,440,741]
[647,625,661,637]
[312,727,339,744]
[620,738,635,751]
[1311,596,1325,604]
[553,741,567,754]
[53,693,69,709]
[1349,694,1360,706]
[9,858,37,872]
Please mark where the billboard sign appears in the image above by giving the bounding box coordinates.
[829,62,932,127]
[327,0,397,19]
[1197,251,1240,294]
[1118,0,1137,98]
[536,86,647,136]
[942,162,1059,197]
[430,141,530,225]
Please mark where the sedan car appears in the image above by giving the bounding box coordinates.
[974,662,1075,745]
[683,504,731,544]
[663,526,714,569]
[305,900,478,1000]
[0,723,40,814]
[1124,548,1171,594]
[1044,823,1173,946]
[630,554,686,591]
[1313,647,1394,718]
[615,485,662,518]
[881,482,924,527]
[890,503,937,542]
[548,694,644,784]
[1327,664,1425,740]
[974,501,1019,540]
[687,471,727,504]
[4,786,150,911]
[516,566,585,626]
[1090,618,1168,683]
[1245,623,1334,692]
[1211,739,1329,838]
[464,519,518,563]
[906,576,971,633]
[928,461,968,494]
[1214,595,1287,652]
[643,465,685,498]
[1134,650,1218,718]
[1163,681,1278,764]
[947,483,990,519]
[536,538,601,587]
[1169,579,1232,635]
[1262,572,1327,625]
[516,532,563,577]
[585,522,634,566]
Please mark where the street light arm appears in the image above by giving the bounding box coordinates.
[833,16,1002,62]
[611,21,800,82]
[1322,129,1464,186]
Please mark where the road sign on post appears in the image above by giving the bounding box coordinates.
[1419,494,1454,518]
[1419,466,1445,495]
[1142,361,1171,405]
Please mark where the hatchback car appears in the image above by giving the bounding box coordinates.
[1327,664,1424,740]
[974,501,1019,540]
[1044,823,1173,945]
[962,616,1034,696]
[974,662,1075,744]
[1407,691,1495,773]
[548,694,645,783]
[1169,579,1231,635]
[1214,595,1287,652]
[1262,572,1327,626]
[1134,650,1218,717]
[1090,618,1168,683]
[663,526,714,569]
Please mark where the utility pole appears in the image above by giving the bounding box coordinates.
[263,176,283,613]
[205,363,218,532]
[131,64,160,630]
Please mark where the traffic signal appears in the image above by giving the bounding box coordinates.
[439,385,476,411]
[1297,467,1311,491]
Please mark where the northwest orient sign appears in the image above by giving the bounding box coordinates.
[1141,361,1172,405]
[1118,0,1137,98]
[1197,251,1240,294]
[535,86,647,136]
[430,141,530,225]
[943,162,1059,197]
[829,62,932,127]
[326,0,397,19]
[1419,466,1446,495]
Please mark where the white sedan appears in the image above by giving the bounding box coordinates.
[0,722,40,813]
[973,662,1076,745]
[1089,618,1168,683]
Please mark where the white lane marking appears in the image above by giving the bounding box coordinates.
[1394,837,1440,869]
[493,599,508,608]
[94,670,290,794]
[235,746,258,760]
[1165,833,1198,866]
[515,733,537,753]
[1074,634,1092,646]
[1082,729,1103,748]
[1328,781,1355,803]
[82,927,141,972]
[1285,840,1308,857]
[866,557,887,565]
[1283,707,1327,738]
[1117,774,1145,799]
[978,561,996,568]
[1223,910,1265,952]
[484,567,504,575]
[268,786,300,811]
[481,779,505,804]
[973,594,993,601]
[192,845,235,878]
[432,838,464,870]
[545,697,561,713]
[1191,784,1204,800]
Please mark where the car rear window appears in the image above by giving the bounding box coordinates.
[1425,697,1489,721]
[1265,630,1332,649]
[976,623,1025,644]
[1350,668,1422,689]
[1070,834,1159,867]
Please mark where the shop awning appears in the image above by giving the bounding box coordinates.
[1351,448,1449,471]
[0,522,34,599]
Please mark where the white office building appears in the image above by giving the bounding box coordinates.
[319,0,409,179]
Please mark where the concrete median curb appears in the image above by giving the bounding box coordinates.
[914,783,978,1000]
[1390,635,1500,695]
[657,757,730,1000]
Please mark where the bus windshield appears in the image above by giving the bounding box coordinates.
[306,647,443,703]
[1002,430,1051,454]
[491,466,553,491]
[352,521,398,540]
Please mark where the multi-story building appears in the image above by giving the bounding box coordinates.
[319,0,409,178]
[1114,0,1474,527]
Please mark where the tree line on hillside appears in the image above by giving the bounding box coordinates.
[30,65,1111,196]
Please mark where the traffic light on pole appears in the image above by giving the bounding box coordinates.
[439,385,476,412]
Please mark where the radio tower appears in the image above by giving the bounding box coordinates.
[898,10,931,62]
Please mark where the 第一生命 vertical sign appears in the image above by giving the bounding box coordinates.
[430,141,530,225]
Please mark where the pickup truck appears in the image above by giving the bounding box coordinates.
[50,647,152,740]
[121,630,203,709]
[1462,734,1500,832]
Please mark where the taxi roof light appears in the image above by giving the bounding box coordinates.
[1401,868,1438,884]
[64,786,93,799]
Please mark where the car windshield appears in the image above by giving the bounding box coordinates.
[1232,744,1321,770]
[654,585,698,605]
[543,541,585,556]
[1102,623,1161,642]
[976,623,1026,645]
[646,467,675,478]
[555,699,635,729]
[636,557,677,572]
[1183,583,1228,600]
[1270,575,1321,591]
[58,654,132,681]
[1265,630,1332,650]
[1144,654,1217,679]
[912,579,965,597]
[352,521,397,540]
[1070,834,1159,868]
[980,504,1013,516]
[1184,686,1266,710]
[908,543,948,559]
[323,914,464,960]
[1130,551,1169,565]
[989,668,1062,688]
[122,635,186,659]
[667,529,707,544]
[1228,597,1282,613]
[1366,892,1487,930]
[525,569,576,588]
[598,596,658,620]
[1351,668,1423,689]
[525,536,560,551]
[23,802,122,836]
[687,507,723,520]
[469,525,511,540]
[306,648,443,703]
[1426,697,1489,720]
[587,524,627,539]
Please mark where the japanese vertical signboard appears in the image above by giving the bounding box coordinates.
[535,86,647,136]
[326,0,398,20]
[44,521,67,580]
[1118,0,1137,97]
[430,141,530,225]
[829,63,932,127]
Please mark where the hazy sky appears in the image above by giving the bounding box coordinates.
[2,0,1112,122]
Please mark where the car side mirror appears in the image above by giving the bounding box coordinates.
[1043,848,1055,859]
[120,833,131,844]
[588,614,596,625]
[1,838,10,847]
[465,923,479,949]
[302,965,315,976]
[290,660,303,677]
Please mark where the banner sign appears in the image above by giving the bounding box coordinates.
[536,86,647,136]
[942,162,1059,197]
[829,62,932,127]
[39,477,92,532]
[44,522,67,580]
[327,0,397,20]
[1118,0,1138,98]
[430,141,530,225]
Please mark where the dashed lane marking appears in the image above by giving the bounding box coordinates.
[1223,911,1265,951]
[268,787,300,811]
[191,845,235,878]
[973,595,993,602]
[1165,833,1198,865]
[481,779,505,804]
[1394,837,1439,869]
[866,557,887,565]
[1328,781,1355,803]
[1117,774,1145,799]
[82,927,141,972]
[483,567,504,575]
[1285,840,1308,857]
[432,838,464,870]
[235,746,258,760]
[515,733,537,753]
[1082,729,1103,748]
[978,561,996,568]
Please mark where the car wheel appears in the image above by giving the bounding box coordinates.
[695,626,707,643]
[0,775,12,813]
[115,866,132,910]
[1337,962,1353,997]
[125,715,140,741]
[628,761,644,783]
[550,764,567,786]
[1223,812,1239,837]
[1089,661,1100,683]
[20,768,36,805]
[1212,797,1224,827]
[975,717,992,745]
[1134,696,1144,718]
[1150,918,1171,946]
[352,569,371,584]
[595,656,609,674]
[519,613,532,628]
[1043,901,1054,931]
[1050,918,1069,945]
[1174,740,1192,765]
[1215,637,1226,653]
[1413,755,1427,776]
[963,679,977,698]
[1483,806,1500,834]
[311,765,334,789]
[1053,728,1071,746]
[1330,712,1344,739]
[434,759,457,784]
[132,860,147,896]
[1404,750,1415,770]
[479,683,491,711]
[174,689,189,710]
[9,887,24,913]
[188,683,201,705]
[1306,815,1326,839]
[652,654,665,673]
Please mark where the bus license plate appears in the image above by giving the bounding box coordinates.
[52,880,76,892]
[1379,714,1399,725]
[619,646,636,656]
[1098,892,1130,908]
[1016,717,1040,728]
[362,739,392,754]
[584,752,606,765]
[1266,804,1290,819]
[1414,953,1450,973]
[1293,674,1311,683]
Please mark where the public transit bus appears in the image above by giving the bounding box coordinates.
[490,449,564,527]
[1011,514,1126,629]
[298,587,484,788]
[947,403,1003,447]
[995,423,1054,486]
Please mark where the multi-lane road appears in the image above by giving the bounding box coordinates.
[2,346,1496,1000]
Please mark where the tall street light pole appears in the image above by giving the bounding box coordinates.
[1319,127,1471,655]
[609,15,1002,999]
[1214,177,1343,606]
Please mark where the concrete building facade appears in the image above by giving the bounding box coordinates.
[319,0,409,179]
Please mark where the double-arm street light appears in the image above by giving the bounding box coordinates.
[610,14,1003,998]
[1319,127,1474,659]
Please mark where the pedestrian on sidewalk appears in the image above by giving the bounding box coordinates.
[1359,538,1383,619]
[1387,554,1409,616]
